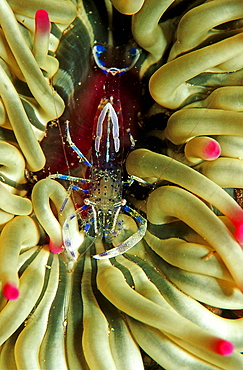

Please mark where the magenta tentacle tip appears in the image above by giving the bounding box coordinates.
[203,140,221,160]
[49,240,63,254]
[234,222,243,245]
[35,9,50,34]
[2,283,20,300]
[213,339,234,356]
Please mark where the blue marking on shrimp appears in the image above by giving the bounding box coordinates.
[92,44,141,76]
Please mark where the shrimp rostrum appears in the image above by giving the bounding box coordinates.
[49,45,147,260]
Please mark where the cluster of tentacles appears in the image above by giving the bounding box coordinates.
[1,0,243,369]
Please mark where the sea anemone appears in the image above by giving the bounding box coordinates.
[1,1,243,369]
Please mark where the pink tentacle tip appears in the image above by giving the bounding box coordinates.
[49,240,63,254]
[3,283,19,300]
[203,140,221,160]
[213,339,234,356]
[234,222,243,245]
[35,9,50,34]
